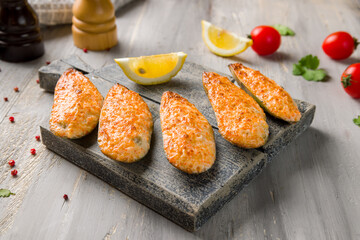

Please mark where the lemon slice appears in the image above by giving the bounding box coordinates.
[201,20,252,57]
[114,52,187,85]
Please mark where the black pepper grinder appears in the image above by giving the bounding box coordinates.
[0,0,44,62]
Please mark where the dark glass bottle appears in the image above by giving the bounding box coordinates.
[0,0,44,62]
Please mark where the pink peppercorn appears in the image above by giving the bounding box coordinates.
[11,169,18,176]
[8,160,15,167]
[30,148,36,155]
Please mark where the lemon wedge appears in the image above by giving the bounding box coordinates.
[114,52,187,85]
[201,20,252,57]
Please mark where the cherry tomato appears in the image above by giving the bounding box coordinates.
[250,26,281,55]
[341,63,360,98]
[322,32,358,60]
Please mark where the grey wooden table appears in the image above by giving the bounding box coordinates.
[1,0,359,239]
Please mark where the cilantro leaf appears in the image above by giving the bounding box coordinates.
[0,189,15,198]
[273,24,295,36]
[354,115,360,126]
[299,55,320,70]
[293,54,327,81]
[302,69,327,82]
[292,63,305,75]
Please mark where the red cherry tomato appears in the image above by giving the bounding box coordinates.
[341,63,360,98]
[250,26,281,56]
[322,32,358,60]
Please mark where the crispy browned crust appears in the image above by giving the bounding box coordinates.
[50,69,103,139]
[98,84,153,163]
[229,63,301,122]
[160,91,216,174]
[203,72,269,149]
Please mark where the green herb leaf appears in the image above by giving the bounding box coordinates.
[0,189,15,198]
[293,54,327,81]
[273,24,295,36]
[298,55,320,70]
[302,69,327,82]
[354,115,360,126]
[292,63,305,75]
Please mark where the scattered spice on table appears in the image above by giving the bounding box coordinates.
[63,194,68,201]
[46,61,51,65]
[8,160,15,167]
[11,169,18,176]
[35,135,41,141]
[30,148,36,155]
[83,48,88,53]
[9,116,14,123]
[14,87,19,92]
[4,97,8,102]
[36,79,40,84]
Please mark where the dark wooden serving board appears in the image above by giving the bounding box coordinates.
[38,55,315,232]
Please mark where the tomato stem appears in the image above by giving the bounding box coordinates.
[354,37,359,50]
[341,74,352,88]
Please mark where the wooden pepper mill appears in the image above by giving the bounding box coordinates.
[72,0,118,51]
[0,0,44,62]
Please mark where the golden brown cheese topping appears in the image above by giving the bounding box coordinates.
[160,91,216,174]
[50,69,103,139]
[203,72,269,149]
[229,63,301,122]
[98,84,153,163]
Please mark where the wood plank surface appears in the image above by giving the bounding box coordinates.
[0,0,359,239]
